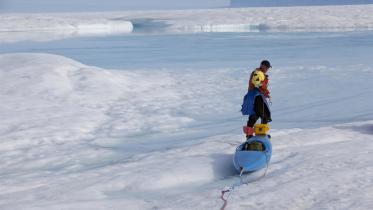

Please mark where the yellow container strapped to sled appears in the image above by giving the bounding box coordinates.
[254,124,270,135]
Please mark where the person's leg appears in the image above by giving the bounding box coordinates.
[244,114,258,139]
[244,95,270,139]
[247,114,259,127]
[254,96,269,124]
[253,96,272,139]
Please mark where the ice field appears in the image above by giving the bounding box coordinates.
[1,4,373,210]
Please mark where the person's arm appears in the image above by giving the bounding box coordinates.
[260,76,270,98]
[248,70,255,90]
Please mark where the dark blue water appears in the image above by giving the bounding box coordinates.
[0,0,228,12]
[231,0,373,7]
[1,0,372,13]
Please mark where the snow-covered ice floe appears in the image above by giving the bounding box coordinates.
[0,14,134,43]
[2,4,373,42]
[124,4,373,33]
[1,53,373,209]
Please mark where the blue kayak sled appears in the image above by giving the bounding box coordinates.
[233,135,272,173]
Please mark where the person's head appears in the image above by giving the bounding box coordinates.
[260,60,272,73]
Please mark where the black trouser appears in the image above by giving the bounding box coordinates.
[247,96,271,127]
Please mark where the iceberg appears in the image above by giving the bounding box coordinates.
[0,15,133,43]
[2,4,373,42]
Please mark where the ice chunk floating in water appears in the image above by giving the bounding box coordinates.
[0,15,133,43]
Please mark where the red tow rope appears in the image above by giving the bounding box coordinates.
[220,189,230,210]
[219,157,269,210]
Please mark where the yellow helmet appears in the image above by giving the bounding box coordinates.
[251,70,265,88]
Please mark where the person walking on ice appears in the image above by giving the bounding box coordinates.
[231,60,274,173]
[241,60,272,140]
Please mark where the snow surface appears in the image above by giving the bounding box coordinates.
[2,4,373,43]
[1,53,373,209]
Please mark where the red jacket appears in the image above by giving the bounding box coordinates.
[249,68,270,98]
